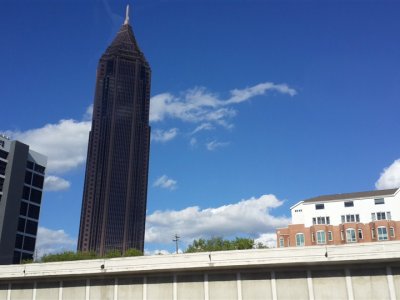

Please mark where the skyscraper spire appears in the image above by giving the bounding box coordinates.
[124,4,130,25]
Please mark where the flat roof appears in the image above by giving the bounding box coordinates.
[302,188,398,203]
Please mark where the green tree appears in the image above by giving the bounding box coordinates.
[185,237,267,253]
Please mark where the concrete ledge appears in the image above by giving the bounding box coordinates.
[1,241,400,280]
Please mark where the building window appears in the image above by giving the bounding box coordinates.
[279,237,284,247]
[296,233,305,247]
[346,228,357,243]
[377,227,388,241]
[314,216,330,225]
[311,232,315,242]
[328,231,333,241]
[377,212,386,220]
[340,230,344,241]
[341,214,360,223]
[316,231,326,244]
[371,228,376,239]
[358,229,363,239]
[315,204,325,210]
[375,198,385,205]
[372,211,391,220]
[344,201,354,207]
[390,227,395,238]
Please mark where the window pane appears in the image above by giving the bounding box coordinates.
[341,215,345,223]
[19,201,28,216]
[315,204,324,210]
[25,220,38,235]
[390,227,395,237]
[25,171,32,185]
[32,174,44,189]
[358,229,363,239]
[28,204,40,220]
[22,186,30,200]
[30,188,42,204]
[375,198,385,205]
[0,160,6,175]
[344,201,354,207]
[317,231,326,244]
[296,234,304,246]
[356,215,360,223]
[23,236,36,252]
[346,229,356,243]
[378,227,388,241]
[34,164,46,174]
[26,161,34,170]
[328,231,333,241]
[15,234,23,249]
[326,217,330,225]
[387,212,391,220]
[371,213,376,221]
[18,218,26,232]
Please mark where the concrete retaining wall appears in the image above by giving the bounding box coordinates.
[1,242,400,299]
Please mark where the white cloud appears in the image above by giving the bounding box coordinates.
[191,123,215,135]
[153,175,178,190]
[84,104,93,121]
[145,194,290,245]
[206,140,230,151]
[190,137,197,147]
[255,233,278,248]
[6,119,91,174]
[35,227,76,257]
[44,176,71,192]
[151,128,179,143]
[375,159,400,190]
[150,82,296,128]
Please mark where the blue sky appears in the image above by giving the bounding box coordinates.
[1,0,399,255]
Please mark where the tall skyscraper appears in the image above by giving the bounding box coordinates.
[0,135,47,264]
[78,6,151,255]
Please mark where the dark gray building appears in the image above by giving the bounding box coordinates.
[78,6,151,255]
[0,135,47,264]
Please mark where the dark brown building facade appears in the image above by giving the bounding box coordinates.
[78,9,151,255]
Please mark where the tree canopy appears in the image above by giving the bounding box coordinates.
[38,248,143,263]
[185,237,268,253]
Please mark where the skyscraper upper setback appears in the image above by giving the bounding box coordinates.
[0,135,47,264]
[78,6,151,255]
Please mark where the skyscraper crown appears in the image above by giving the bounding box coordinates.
[104,6,148,63]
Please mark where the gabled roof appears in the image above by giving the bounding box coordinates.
[303,188,399,203]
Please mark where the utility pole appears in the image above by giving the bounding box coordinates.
[172,234,180,254]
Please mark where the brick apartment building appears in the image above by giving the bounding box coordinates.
[276,188,400,247]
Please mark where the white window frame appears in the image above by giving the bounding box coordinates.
[377,227,388,241]
[316,231,326,244]
[279,237,284,247]
[328,231,333,241]
[296,233,305,247]
[346,228,356,243]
